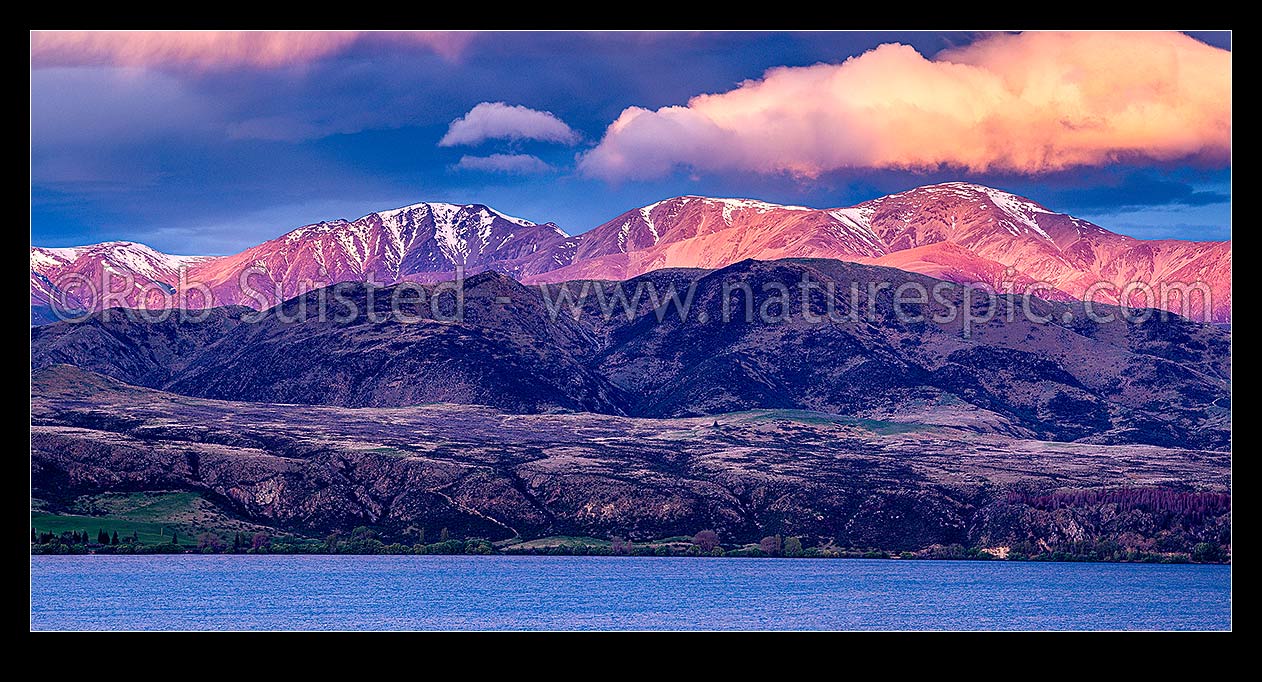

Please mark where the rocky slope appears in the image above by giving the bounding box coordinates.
[188,202,569,307]
[525,184,1230,322]
[32,259,1231,450]
[30,202,569,321]
[31,365,1230,552]
[30,242,213,324]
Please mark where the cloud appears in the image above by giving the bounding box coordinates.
[454,154,555,174]
[225,112,406,142]
[30,31,474,70]
[439,102,579,147]
[579,31,1231,180]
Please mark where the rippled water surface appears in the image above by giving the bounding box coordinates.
[31,555,1230,630]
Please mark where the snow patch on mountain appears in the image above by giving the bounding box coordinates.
[929,182,1054,241]
[615,219,635,252]
[31,248,77,269]
[432,209,469,264]
[32,242,208,277]
[826,208,884,252]
[638,206,660,245]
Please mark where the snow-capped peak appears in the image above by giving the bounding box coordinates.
[937,182,1050,212]
[480,206,537,228]
[31,241,207,274]
[701,196,814,212]
[31,246,85,269]
[635,195,815,227]
[368,201,537,228]
[912,182,1055,241]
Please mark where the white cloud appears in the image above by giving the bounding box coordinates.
[453,154,555,174]
[439,102,579,147]
[579,32,1231,180]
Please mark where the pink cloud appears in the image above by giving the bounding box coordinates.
[439,102,579,147]
[579,31,1231,179]
[30,31,474,70]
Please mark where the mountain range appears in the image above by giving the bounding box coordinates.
[30,200,1233,553]
[31,182,1230,324]
[30,257,1232,549]
[32,258,1231,451]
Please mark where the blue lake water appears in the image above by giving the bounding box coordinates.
[30,555,1230,631]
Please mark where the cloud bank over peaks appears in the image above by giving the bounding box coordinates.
[578,31,1231,180]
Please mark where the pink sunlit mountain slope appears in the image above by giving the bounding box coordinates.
[185,202,568,306]
[30,203,568,318]
[31,242,212,315]
[523,183,1230,322]
[30,183,1230,322]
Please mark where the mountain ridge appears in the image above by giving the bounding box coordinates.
[31,183,1231,323]
[32,257,1231,451]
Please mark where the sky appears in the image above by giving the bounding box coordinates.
[30,30,1231,255]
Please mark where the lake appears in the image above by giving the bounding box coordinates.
[30,555,1230,631]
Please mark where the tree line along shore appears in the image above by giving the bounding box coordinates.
[30,526,1229,564]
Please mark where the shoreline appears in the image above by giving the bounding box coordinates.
[29,547,1229,565]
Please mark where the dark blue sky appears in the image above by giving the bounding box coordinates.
[31,31,1231,255]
